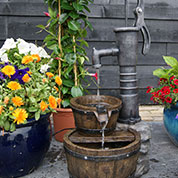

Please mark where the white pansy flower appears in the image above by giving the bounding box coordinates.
[1,38,16,50]
[17,38,27,44]
[17,39,30,55]
[40,64,50,73]
[1,53,8,63]
[29,43,39,55]
[38,47,50,58]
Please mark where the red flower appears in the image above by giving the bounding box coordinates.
[43,12,50,17]
[159,78,168,85]
[160,78,168,82]
[170,84,175,88]
[89,72,98,81]
[170,76,175,81]
[174,79,178,85]
[161,86,170,95]
[165,97,172,103]
[146,86,152,93]
[55,57,61,60]
[173,89,178,93]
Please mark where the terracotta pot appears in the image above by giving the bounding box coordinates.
[53,108,75,142]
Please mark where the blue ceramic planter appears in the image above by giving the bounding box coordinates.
[0,113,51,178]
[164,104,178,146]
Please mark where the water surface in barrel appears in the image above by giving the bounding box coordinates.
[76,141,132,150]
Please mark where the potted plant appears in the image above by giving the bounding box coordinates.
[147,56,178,146]
[38,0,93,142]
[0,38,62,177]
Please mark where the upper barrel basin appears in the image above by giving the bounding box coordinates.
[70,95,122,134]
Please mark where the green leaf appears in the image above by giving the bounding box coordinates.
[29,97,36,103]
[46,40,56,47]
[69,11,80,19]
[65,53,77,64]
[0,120,4,127]
[28,107,38,112]
[48,7,57,18]
[44,34,56,42]
[71,86,83,97]
[81,29,87,38]
[64,65,73,78]
[86,20,93,31]
[59,13,69,24]
[73,2,84,11]
[62,87,69,95]
[62,2,73,10]
[78,56,85,64]
[163,56,178,67]
[47,44,58,51]
[62,79,74,87]
[35,111,41,120]
[62,99,70,108]
[61,35,70,41]
[68,20,80,31]
[10,123,16,132]
[4,121,10,131]
[78,39,89,47]
[153,68,169,79]
[83,5,91,12]
[36,24,46,30]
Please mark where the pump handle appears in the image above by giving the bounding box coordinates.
[134,0,151,55]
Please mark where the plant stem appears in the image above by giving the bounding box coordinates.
[58,0,62,108]
[73,36,78,86]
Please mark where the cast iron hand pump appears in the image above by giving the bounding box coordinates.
[92,0,151,124]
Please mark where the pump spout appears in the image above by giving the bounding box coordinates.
[92,47,119,69]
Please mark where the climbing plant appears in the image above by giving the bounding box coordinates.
[38,0,93,107]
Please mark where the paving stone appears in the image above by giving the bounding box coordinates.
[139,105,164,111]
[140,111,152,116]
[150,111,163,116]
[152,116,163,121]
[140,116,154,121]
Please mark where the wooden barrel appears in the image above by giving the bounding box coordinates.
[70,95,122,134]
[63,129,140,178]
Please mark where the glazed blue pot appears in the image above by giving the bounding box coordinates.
[164,104,178,146]
[0,113,51,178]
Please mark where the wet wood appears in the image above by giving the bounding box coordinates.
[63,129,141,178]
[69,130,135,143]
[70,95,122,133]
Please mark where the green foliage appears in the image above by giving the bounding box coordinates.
[41,0,93,107]
[147,56,178,108]
[153,56,178,79]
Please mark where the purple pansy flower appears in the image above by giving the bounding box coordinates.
[175,114,178,120]
[0,72,5,80]
[11,67,30,84]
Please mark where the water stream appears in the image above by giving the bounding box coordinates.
[96,69,100,96]
[101,120,108,149]
[96,69,109,149]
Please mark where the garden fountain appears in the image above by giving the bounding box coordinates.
[63,0,151,177]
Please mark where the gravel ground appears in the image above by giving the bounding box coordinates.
[22,122,178,178]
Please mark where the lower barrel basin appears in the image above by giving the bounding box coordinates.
[70,95,122,134]
[63,128,141,178]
